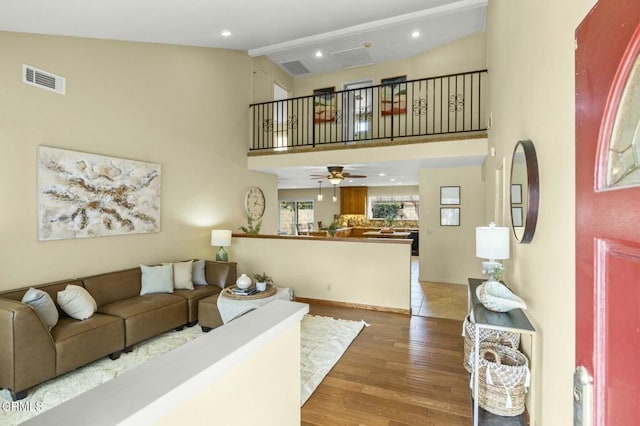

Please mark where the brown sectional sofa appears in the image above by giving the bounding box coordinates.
[0,260,236,401]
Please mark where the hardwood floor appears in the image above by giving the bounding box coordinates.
[301,259,527,425]
[301,304,471,425]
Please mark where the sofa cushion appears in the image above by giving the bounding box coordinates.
[22,287,59,330]
[51,314,125,375]
[82,269,141,308]
[140,264,174,295]
[173,285,221,322]
[192,259,208,285]
[57,285,97,320]
[166,261,194,290]
[99,294,187,347]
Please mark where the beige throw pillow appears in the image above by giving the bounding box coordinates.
[57,285,97,320]
[167,261,194,290]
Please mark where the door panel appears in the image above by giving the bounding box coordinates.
[576,0,640,424]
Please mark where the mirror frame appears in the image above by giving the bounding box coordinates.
[510,139,539,243]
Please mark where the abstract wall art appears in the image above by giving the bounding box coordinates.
[38,146,161,241]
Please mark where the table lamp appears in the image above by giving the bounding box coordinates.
[211,230,232,262]
[475,222,510,282]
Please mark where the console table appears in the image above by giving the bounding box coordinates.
[467,278,537,426]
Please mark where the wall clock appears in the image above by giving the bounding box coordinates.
[244,186,265,220]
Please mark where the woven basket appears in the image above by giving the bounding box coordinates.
[476,343,530,417]
[462,315,520,373]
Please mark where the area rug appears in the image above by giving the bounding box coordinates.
[300,315,367,405]
[0,314,366,424]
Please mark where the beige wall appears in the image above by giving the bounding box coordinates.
[419,166,485,284]
[292,32,486,96]
[158,321,301,426]
[230,236,412,311]
[0,32,278,290]
[485,0,597,424]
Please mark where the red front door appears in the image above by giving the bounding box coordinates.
[576,1,640,424]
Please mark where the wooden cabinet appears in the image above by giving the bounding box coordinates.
[340,187,368,215]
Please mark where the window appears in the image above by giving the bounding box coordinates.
[369,195,419,220]
[279,200,314,235]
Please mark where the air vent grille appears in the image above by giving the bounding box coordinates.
[330,47,373,69]
[23,65,66,95]
[280,60,310,76]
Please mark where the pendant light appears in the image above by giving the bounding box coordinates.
[317,181,323,201]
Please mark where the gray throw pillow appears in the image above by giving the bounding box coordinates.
[192,259,208,285]
[22,287,59,330]
[140,264,174,295]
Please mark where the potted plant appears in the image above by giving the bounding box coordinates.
[253,272,273,291]
[239,216,262,235]
[326,222,339,237]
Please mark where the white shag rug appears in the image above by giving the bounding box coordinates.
[0,314,366,425]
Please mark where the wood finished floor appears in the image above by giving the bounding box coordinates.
[301,258,526,425]
[302,304,471,425]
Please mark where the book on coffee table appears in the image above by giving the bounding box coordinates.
[231,286,258,296]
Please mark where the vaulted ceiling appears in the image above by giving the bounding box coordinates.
[0,0,487,75]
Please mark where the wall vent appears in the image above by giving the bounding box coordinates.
[23,65,66,95]
[279,60,310,76]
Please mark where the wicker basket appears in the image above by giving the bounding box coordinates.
[476,343,530,417]
[463,315,520,372]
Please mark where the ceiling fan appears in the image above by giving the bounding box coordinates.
[310,166,367,185]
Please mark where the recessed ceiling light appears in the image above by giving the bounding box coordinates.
[221,30,232,37]
[315,51,323,58]
[411,31,421,39]
[378,172,386,177]
[390,178,396,182]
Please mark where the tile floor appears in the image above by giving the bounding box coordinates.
[410,256,469,320]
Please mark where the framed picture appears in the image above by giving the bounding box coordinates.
[380,76,407,116]
[511,184,523,204]
[313,87,336,123]
[440,186,461,205]
[440,208,460,226]
[38,146,161,241]
[512,207,524,227]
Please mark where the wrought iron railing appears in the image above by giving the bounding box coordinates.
[250,70,487,151]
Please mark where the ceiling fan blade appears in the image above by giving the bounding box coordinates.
[342,173,367,178]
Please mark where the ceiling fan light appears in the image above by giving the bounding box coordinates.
[328,177,343,185]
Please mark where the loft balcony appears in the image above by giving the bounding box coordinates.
[249,70,488,153]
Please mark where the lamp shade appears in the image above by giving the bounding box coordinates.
[328,177,343,185]
[476,223,510,260]
[211,230,232,247]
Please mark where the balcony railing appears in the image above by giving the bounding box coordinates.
[250,70,487,152]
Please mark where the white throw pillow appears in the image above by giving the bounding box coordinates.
[57,285,97,320]
[192,259,208,286]
[140,264,174,295]
[22,287,59,330]
[166,261,194,290]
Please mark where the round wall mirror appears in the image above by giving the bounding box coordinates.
[509,140,539,243]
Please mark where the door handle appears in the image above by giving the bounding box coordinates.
[574,366,593,426]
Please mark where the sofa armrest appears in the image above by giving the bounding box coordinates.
[205,261,237,290]
[0,299,56,394]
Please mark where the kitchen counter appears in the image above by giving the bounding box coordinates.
[363,231,411,239]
